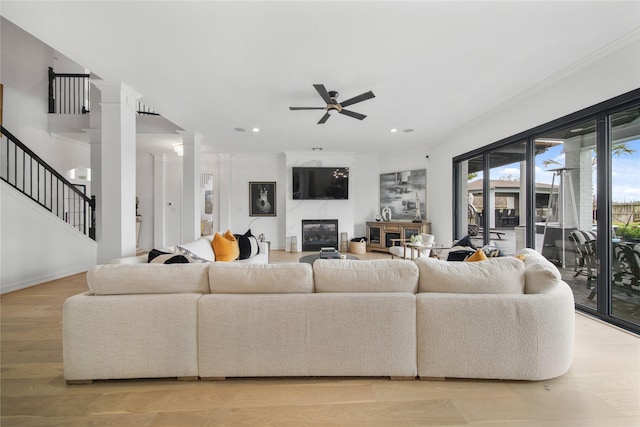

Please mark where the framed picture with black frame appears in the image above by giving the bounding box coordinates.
[249,182,276,216]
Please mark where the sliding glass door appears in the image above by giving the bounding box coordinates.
[453,90,640,333]
[610,106,640,325]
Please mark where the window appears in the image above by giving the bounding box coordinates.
[610,106,640,325]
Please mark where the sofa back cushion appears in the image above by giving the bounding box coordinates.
[313,259,419,293]
[416,257,525,294]
[515,248,562,294]
[209,262,313,293]
[87,264,210,295]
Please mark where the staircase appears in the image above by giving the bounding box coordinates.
[0,125,95,239]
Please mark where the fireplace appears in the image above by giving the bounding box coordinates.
[302,219,338,252]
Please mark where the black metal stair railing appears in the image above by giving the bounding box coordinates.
[0,125,95,240]
[48,67,159,116]
[48,67,91,114]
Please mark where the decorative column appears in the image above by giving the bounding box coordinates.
[178,131,202,242]
[91,81,141,263]
[84,127,102,244]
[217,154,232,232]
[151,152,166,249]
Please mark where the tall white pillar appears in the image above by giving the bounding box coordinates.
[178,131,202,242]
[92,81,141,263]
[217,154,232,232]
[151,152,166,249]
[85,128,102,244]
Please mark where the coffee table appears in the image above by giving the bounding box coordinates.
[299,254,359,265]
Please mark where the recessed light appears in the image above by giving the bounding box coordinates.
[234,127,246,132]
[312,147,323,151]
[403,128,414,133]
[390,129,398,133]
[252,128,260,133]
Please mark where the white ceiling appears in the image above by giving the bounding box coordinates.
[2,1,639,155]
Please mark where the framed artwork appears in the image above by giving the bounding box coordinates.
[379,169,426,221]
[249,182,276,216]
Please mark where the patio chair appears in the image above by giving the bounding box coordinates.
[568,229,597,289]
[611,242,640,311]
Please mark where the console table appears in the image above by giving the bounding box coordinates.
[366,221,431,254]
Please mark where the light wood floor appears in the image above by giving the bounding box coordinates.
[2,250,639,426]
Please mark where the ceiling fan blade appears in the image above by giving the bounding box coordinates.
[313,84,333,105]
[339,109,366,120]
[317,112,331,124]
[289,107,326,110]
[339,91,375,108]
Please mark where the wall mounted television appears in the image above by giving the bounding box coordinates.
[292,167,349,200]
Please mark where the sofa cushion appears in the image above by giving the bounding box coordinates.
[209,262,313,293]
[313,259,419,293]
[212,230,240,262]
[416,257,525,294]
[515,248,562,294]
[87,264,210,295]
[176,237,216,262]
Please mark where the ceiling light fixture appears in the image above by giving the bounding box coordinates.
[312,147,323,151]
[403,128,415,133]
[252,128,260,132]
[172,143,184,156]
[234,127,246,132]
[390,129,398,133]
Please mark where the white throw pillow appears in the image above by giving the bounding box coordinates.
[416,257,525,294]
[177,237,215,262]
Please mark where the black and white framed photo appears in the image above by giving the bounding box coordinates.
[249,182,276,216]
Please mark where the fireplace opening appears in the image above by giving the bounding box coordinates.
[302,219,338,252]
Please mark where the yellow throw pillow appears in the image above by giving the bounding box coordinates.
[212,230,240,262]
[465,249,488,262]
[514,254,526,262]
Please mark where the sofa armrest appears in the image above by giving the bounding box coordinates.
[258,240,269,255]
[416,282,575,381]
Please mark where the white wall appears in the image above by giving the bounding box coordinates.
[225,153,285,249]
[425,37,640,247]
[283,152,380,252]
[1,17,98,293]
[1,183,97,293]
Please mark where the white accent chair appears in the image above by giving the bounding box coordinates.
[389,233,435,260]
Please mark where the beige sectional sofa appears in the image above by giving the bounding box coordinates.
[63,249,575,384]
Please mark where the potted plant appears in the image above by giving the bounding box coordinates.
[409,234,423,245]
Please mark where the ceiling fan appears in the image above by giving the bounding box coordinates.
[289,84,375,124]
